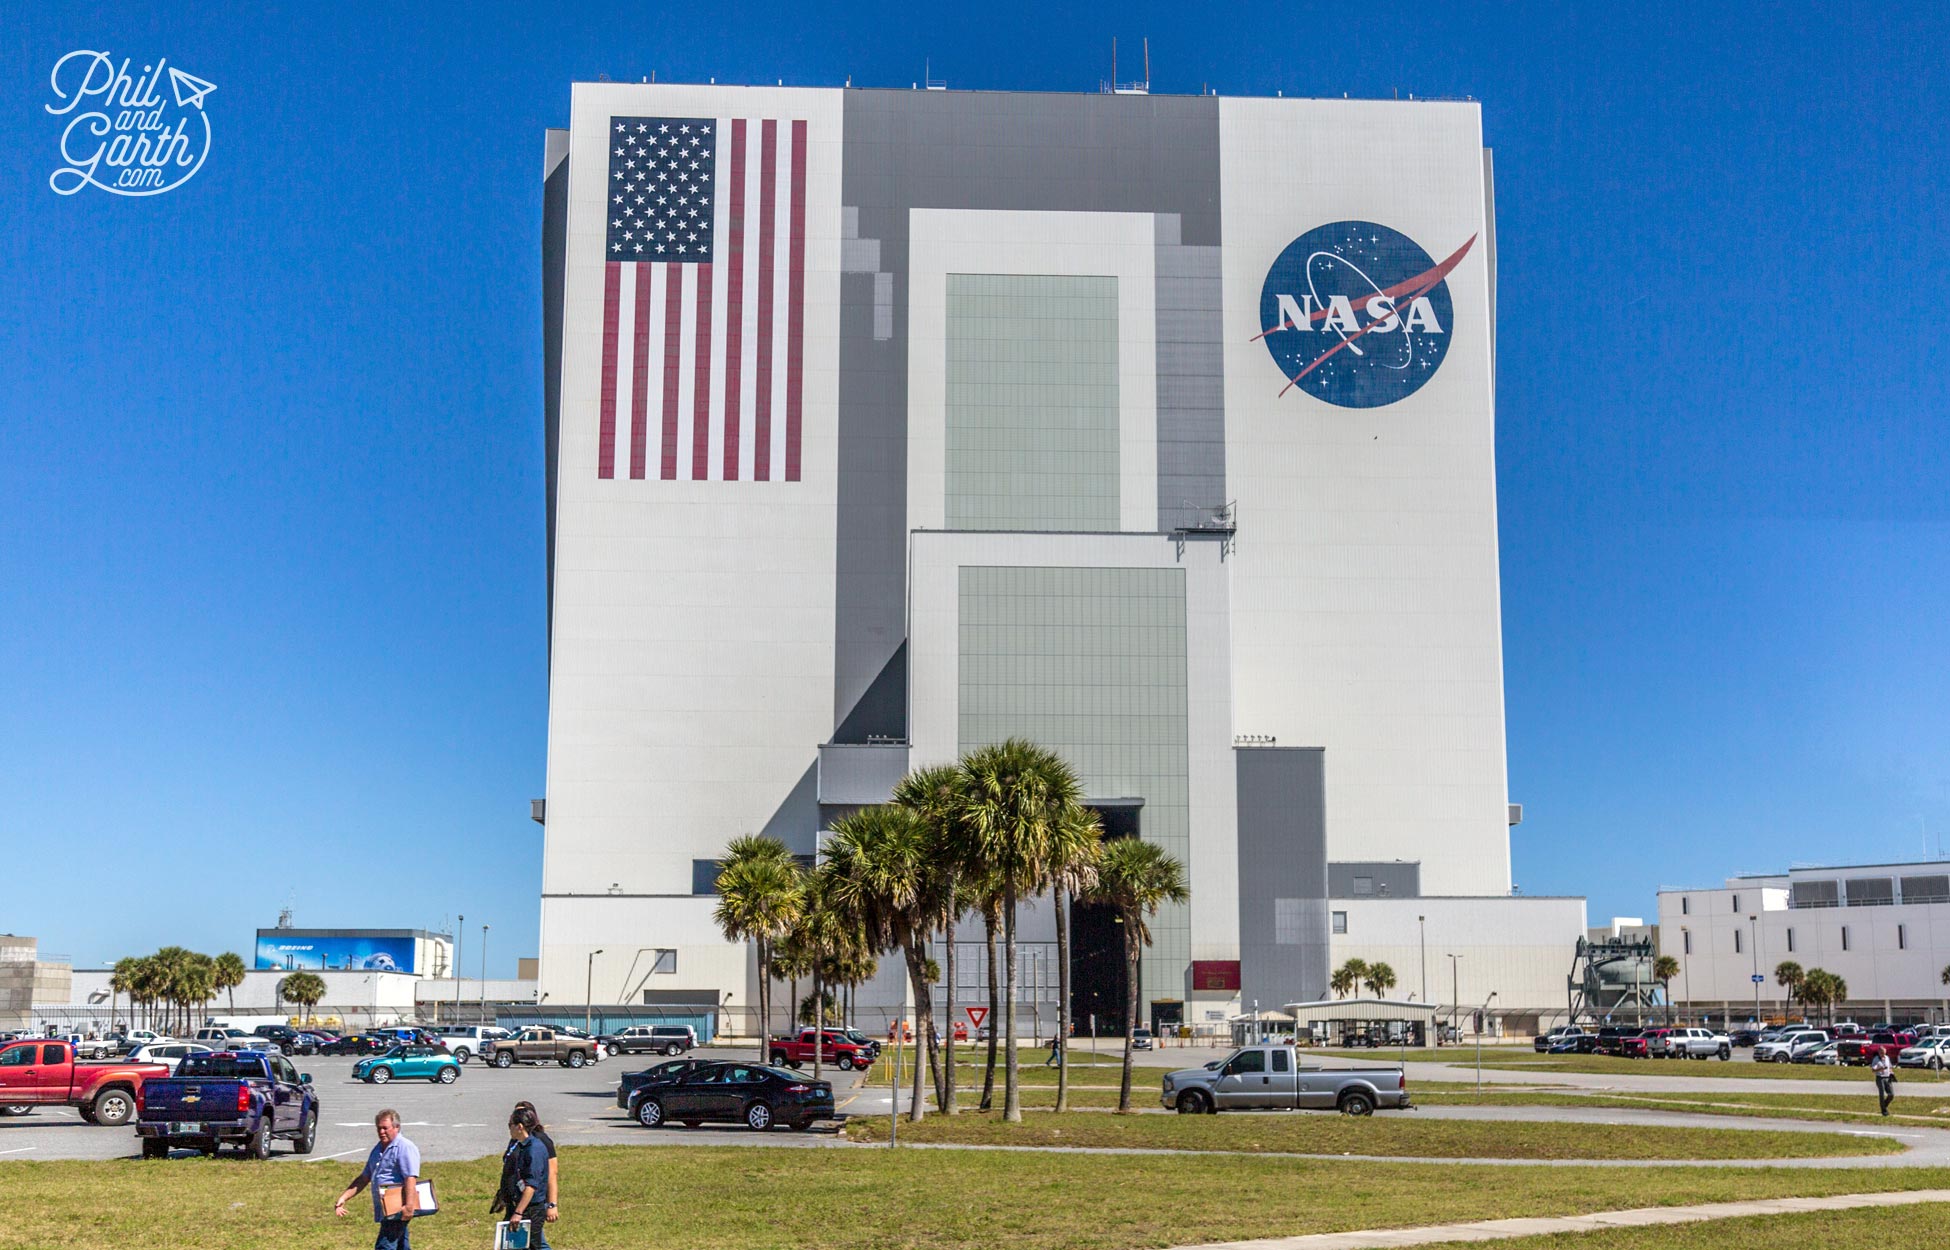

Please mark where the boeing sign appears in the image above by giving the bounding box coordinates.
[1257,221,1475,409]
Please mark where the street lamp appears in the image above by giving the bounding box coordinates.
[585,949,605,1036]
[1749,915,1760,1027]
[1679,926,1692,1021]
[1418,915,1427,1008]
[1446,953,1463,1046]
[455,915,464,1025]
[480,925,490,1019]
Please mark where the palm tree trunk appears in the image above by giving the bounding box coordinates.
[943,907,958,1115]
[1119,930,1139,1113]
[1003,883,1022,1123]
[1054,882,1071,1113]
[923,939,944,1112]
[980,916,1000,1110]
[811,966,823,1083]
[900,938,928,1122]
[755,939,771,1060]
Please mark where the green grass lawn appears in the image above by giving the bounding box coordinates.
[1407,1080,1950,1128]
[1484,1201,1950,1249]
[1469,1054,1908,1082]
[840,1108,1899,1160]
[8,1147,1950,1250]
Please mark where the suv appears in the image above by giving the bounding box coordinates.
[1533,1026,1586,1053]
[194,1027,274,1052]
[601,1026,696,1057]
[1754,1029,1829,1063]
[434,1026,509,1064]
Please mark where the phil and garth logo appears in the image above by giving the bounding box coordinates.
[45,50,216,197]
[1256,221,1475,408]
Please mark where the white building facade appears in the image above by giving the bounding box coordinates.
[1658,861,1950,1023]
[536,83,1582,1033]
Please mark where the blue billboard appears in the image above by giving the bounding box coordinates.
[254,933,419,974]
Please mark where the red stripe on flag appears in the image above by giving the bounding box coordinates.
[597,262,621,478]
[629,265,652,479]
[661,262,683,479]
[755,119,777,482]
[722,120,746,481]
[691,262,715,480]
[785,119,807,482]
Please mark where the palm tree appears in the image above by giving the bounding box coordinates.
[712,834,805,1055]
[894,763,970,1114]
[960,739,1083,1123]
[1800,968,1843,1025]
[182,953,218,1030]
[1775,961,1805,1020]
[824,803,948,1122]
[149,946,194,1034]
[1087,838,1189,1112]
[214,952,248,1015]
[279,972,326,1024]
[1045,804,1103,1113]
[1653,955,1680,1021]
[1332,959,1368,999]
[109,957,138,1034]
[1363,961,1398,1000]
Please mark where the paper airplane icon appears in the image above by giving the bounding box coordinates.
[168,67,217,110]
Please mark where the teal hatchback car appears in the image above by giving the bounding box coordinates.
[355,1045,461,1085]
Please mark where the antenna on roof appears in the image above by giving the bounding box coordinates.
[1144,37,1150,86]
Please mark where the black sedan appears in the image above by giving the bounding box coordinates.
[321,1033,390,1056]
[631,1062,834,1131]
[618,1058,714,1118]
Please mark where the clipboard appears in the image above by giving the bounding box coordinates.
[495,1220,532,1249]
[377,1180,438,1217]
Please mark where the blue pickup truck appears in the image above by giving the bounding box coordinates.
[135,1050,319,1158]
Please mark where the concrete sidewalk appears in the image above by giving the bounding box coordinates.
[1178,1187,1950,1249]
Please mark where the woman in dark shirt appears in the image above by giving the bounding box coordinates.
[513,1101,558,1226]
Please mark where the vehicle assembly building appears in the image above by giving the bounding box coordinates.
[534,81,1584,1035]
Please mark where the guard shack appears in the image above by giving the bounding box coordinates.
[1282,999,1444,1049]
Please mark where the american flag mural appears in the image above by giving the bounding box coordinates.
[598,116,807,481]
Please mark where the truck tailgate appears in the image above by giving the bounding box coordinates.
[141,1079,246,1124]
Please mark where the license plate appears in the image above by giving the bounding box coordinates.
[172,1122,205,1135]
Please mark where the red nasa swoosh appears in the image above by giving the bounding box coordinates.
[1254,234,1477,396]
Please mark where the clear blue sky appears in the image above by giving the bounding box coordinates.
[3,4,1945,972]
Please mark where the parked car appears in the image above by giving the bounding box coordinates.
[599,1025,696,1057]
[252,1025,301,1050]
[769,1027,871,1071]
[1586,1025,1639,1055]
[1797,1041,1843,1065]
[285,1032,329,1056]
[193,1027,258,1048]
[841,1028,883,1059]
[0,1038,167,1126]
[618,1058,716,1124]
[1161,1045,1411,1116]
[1898,1038,1950,1070]
[1618,1028,1674,1058]
[482,1027,595,1069]
[433,1025,508,1064]
[1837,1031,1916,1066]
[1534,1026,1587,1053]
[126,1042,214,1073]
[1755,1029,1830,1063]
[321,1033,390,1056]
[1728,1027,1765,1048]
[353,1045,461,1085]
[1662,1027,1733,1060]
[135,1050,318,1158]
[628,1061,834,1131]
[1132,1027,1155,1051]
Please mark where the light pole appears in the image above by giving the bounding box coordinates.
[1446,954,1463,1047]
[1749,914,1760,1027]
[454,916,463,1025]
[1418,915,1427,1013]
[480,925,489,1020]
[1680,926,1692,1022]
[1475,991,1498,1092]
[585,949,605,1036]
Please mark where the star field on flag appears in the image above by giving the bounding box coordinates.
[608,117,717,259]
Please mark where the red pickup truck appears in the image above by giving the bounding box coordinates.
[1838,1031,1916,1066]
[769,1028,871,1071]
[0,1038,168,1126]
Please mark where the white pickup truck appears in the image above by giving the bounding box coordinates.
[1161,1044,1412,1116]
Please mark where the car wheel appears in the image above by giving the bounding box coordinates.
[246,1121,271,1161]
[606,1043,619,1057]
[1176,1089,1211,1116]
[770,1052,789,1066]
[0,1105,32,1117]
[636,1098,665,1128]
[92,1088,135,1126]
[836,1055,855,1071]
[496,1052,514,1069]
[1719,1047,1731,1060]
[437,1065,459,1084]
[665,1043,683,1057]
[294,1108,317,1155]
[568,1050,587,1069]
[77,1105,101,1126]
[745,1101,774,1131]
[1338,1090,1376,1117]
[371,1066,392,1084]
[140,1139,168,1159]
[453,1048,471,1065]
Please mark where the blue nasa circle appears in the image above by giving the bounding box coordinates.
[1258,221,1456,409]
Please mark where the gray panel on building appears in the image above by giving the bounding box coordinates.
[1236,747,1330,1008]
[1328,861,1421,899]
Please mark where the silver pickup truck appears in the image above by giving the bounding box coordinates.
[1161,1045,1411,1116]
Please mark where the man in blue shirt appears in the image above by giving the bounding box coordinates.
[334,1108,422,1250]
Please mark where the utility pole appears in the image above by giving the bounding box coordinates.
[585,949,604,1036]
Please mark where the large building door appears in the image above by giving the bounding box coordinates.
[1068,805,1139,1037]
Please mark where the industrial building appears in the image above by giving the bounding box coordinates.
[1658,860,1950,1023]
[535,80,1585,1036]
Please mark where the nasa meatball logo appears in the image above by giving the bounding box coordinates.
[1256,221,1476,408]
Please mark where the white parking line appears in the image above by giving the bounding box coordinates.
[298,1148,366,1163]
[0,1147,38,1156]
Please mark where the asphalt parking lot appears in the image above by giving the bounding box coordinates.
[0,1047,869,1164]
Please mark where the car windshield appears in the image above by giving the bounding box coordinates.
[178,1055,271,1078]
